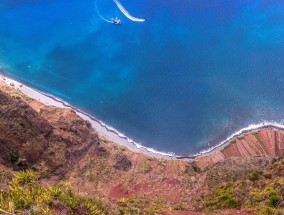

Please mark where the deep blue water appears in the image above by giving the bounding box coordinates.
[0,0,284,155]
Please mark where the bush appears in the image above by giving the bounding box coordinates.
[159,160,166,167]
[256,205,276,215]
[10,152,19,164]
[12,170,37,185]
[205,182,240,210]
[249,171,263,182]
[269,194,280,208]
[140,162,152,173]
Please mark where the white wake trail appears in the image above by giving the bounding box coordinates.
[113,0,145,22]
[95,1,113,23]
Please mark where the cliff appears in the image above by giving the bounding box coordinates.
[195,128,284,170]
[0,81,284,214]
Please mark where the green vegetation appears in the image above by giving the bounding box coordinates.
[173,203,187,211]
[201,165,284,214]
[249,183,282,209]
[0,170,172,215]
[117,196,170,215]
[9,89,33,101]
[10,152,20,164]
[139,162,152,173]
[159,160,166,167]
[249,170,263,182]
[205,181,240,210]
[119,146,127,152]
[0,170,114,214]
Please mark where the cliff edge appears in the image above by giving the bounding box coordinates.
[0,82,284,214]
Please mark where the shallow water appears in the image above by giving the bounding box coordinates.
[0,0,284,155]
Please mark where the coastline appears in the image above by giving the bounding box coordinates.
[0,73,180,160]
[1,72,284,160]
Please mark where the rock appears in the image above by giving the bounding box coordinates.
[271,157,278,164]
[74,206,88,215]
[191,161,201,173]
[113,153,132,171]
[279,200,284,207]
[94,145,107,156]
[15,158,29,170]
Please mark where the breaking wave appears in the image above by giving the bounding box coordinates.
[113,0,145,22]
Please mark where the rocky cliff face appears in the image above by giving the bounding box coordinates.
[0,85,102,177]
[195,128,284,171]
[1,82,284,214]
[0,90,52,169]
[222,129,284,157]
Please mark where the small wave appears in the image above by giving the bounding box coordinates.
[113,0,145,22]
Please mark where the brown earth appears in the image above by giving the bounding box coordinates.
[195,128,284,170]
[1,81,284,214]
[222,130,284,158]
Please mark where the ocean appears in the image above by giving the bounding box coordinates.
[0,0,284,155]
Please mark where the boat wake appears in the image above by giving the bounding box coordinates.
[95,1,113,23]
[113,0,145,22]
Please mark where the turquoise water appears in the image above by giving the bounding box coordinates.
[0,0,284,155]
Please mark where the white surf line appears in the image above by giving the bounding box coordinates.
[113,0,145,22]
[2,73,284,160]
[0,73,178,160]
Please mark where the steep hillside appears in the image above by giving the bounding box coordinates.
[222,129,284,157]
[195,129,284,170]
[1,82,284,214]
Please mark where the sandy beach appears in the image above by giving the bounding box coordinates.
[0,73,182,160]
[1,73,284,160]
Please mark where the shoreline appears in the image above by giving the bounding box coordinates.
[0,73,180,160]
[1,73,284,160]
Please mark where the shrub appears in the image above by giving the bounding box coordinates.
[256,205,276,215]
[249,171,263,182]
[205,182,240,210]
[173,203,187,210]
[10,152,20,164]
[159,160,166,167]
[12,170,37,185]
[139,162,152,173]
[119,146,127,152]
[268,193,280,208]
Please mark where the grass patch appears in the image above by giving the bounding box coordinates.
[139,162,152,173]
[0,170,115,214]
[205,181,240,210]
